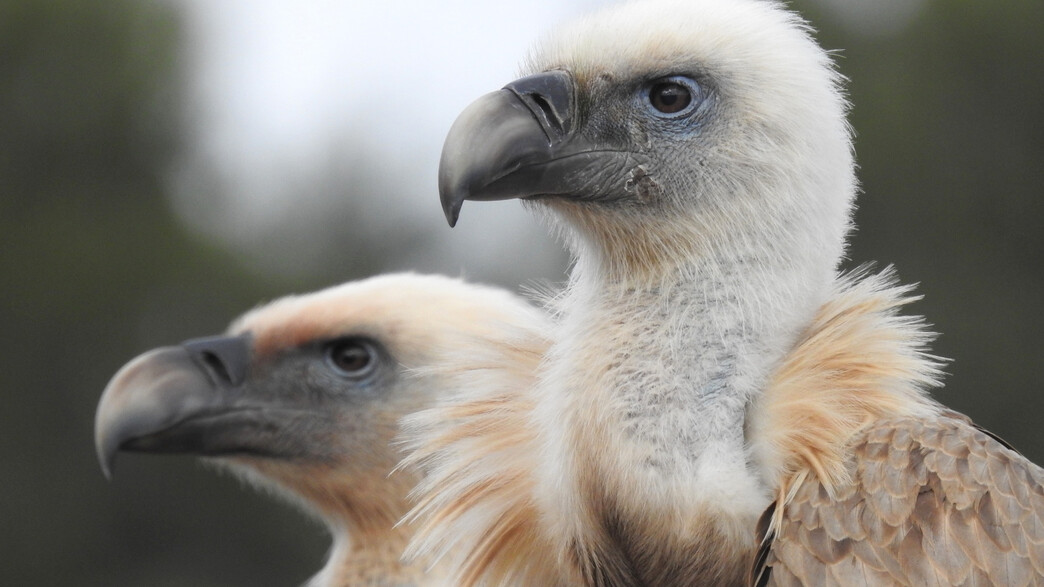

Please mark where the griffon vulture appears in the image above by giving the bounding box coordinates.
[95,273,549,587]
[404,0,1044,584]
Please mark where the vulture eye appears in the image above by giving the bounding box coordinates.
[325,339,377,378]
[645,77,700,116]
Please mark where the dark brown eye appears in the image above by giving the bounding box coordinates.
[326,340,376,377]
[648,81,693,114]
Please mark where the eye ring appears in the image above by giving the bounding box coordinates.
[644,76,702,117]
[325,339,378,378]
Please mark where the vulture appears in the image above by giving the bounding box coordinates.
[403,0,1044,585]
[94,273,549,587]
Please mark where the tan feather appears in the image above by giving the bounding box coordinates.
[399,325,567,586]
[759,413,1044,586]
[749,266,946,500]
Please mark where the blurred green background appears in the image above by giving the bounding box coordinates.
[2,0,1041,584]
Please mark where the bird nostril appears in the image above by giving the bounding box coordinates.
[199,350,233,386]
[530,93,564,135]
[504,70,575,139]
[181,334,251,387]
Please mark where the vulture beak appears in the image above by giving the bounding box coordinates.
[94,334,253,479]
[438,70,637,226]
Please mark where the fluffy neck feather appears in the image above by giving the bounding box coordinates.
[530,213,834,583]
[399,266,944,587]
[519,6,858,570]
[749,267,944,506]
[230,460,442,587]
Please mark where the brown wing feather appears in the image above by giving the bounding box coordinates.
[757,413,1044,586]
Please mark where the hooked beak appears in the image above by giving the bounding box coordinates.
[94,334,253,479]
[438,70,641,226]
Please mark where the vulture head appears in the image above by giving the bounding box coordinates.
[428,1,876,583]
[440,0,854,281]
[95,273,547,586]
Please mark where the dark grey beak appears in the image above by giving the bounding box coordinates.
[94,334,252,479]
[438,70,637,226]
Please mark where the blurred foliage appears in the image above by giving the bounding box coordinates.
[0,1,329,584]
[1,0,1041,584]
[797,0,1044,459]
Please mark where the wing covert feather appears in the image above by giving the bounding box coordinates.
[759,414,1044,586]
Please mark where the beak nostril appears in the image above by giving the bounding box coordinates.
[199,350,233,386]
[181,334,252,387]
[504,70,575,139]
[529,93,564,135]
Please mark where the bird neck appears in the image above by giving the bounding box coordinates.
[537,229,835,567]
[312,467,453,587]
[237,459,434,586]
[315,523,433,587]
[575,247,829,455]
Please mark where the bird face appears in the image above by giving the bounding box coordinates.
[94,320,402,482]
[439,0,854,268]
[438,67,717,226]
[94,274,544,498]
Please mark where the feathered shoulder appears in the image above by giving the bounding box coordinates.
[750,265,947,498]
[749,267,1044,585]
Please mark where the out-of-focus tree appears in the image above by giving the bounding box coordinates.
[0,1,331,584]
[798,0,1044,461]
